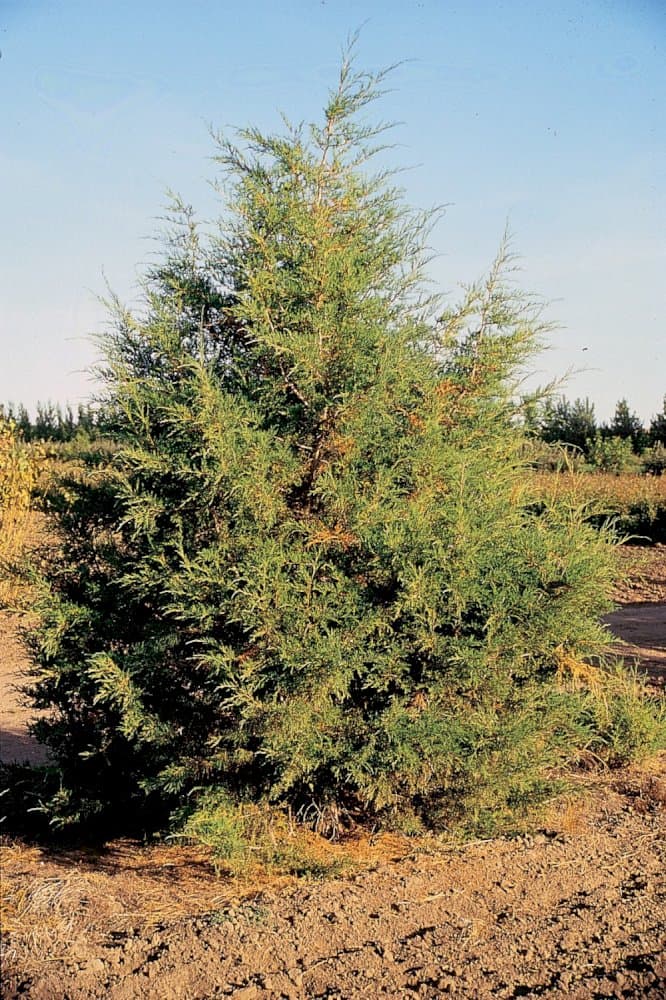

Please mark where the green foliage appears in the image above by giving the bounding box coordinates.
[0,762,62,837]
[605,398,646,454]
[532,394,663,464]
[522,438,584,474]
[586,433,640,475]
[642,442,666,477]
[0,401,109,444]
[536,396,597,455]
[648,397,666,448]
[173,792,346,875]
[24,49,664,841]
[577,666,666,767]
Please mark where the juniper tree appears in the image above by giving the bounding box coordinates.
[26,51,662,837]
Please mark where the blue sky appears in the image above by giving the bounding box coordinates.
[1,0,664,422]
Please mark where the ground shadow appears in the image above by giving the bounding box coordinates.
[0,726,50,765]
[605,601,666,687]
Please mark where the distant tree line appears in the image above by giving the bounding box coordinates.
[527,395,666,474]
[2,393,665,474]
[0,401,113,443]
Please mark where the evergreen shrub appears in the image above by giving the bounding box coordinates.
[23,52,664,843]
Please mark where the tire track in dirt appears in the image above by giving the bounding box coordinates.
[606,543,666,689]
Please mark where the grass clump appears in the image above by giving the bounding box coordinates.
[576,666,666,767]
[174,792,347,877]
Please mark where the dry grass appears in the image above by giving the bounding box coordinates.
[2,759,664,984]
[541,751,666,838]
[0,421,44,606]
[553,643,606,695]
[0,829,417,977]
[529,471,666,542]
[542,795,592,838]
[529,471,666,509]
[0,837,272,974]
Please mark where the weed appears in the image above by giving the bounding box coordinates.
[173,793,348,878]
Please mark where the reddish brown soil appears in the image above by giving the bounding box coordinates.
[1,545,665,999]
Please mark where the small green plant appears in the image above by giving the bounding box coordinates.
[648,396,666,447]
[175,792,346,876]
[206,901,270,927]
[534,396,597,455]
[605,398,647,454]
[577,665,666,767]
[642,443,666,477]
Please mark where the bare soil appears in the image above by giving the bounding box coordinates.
[1,545,665,999]
[0,611,49,765]
[607,543,666,688]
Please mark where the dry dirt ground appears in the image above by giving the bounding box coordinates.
[606,544,666,689]
[1,546,665,1000]
[0,612,49,766]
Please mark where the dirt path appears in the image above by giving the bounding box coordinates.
[606,603,666,686]
[0,612,49,765]
[606,543,666,688]
[1,545,665,998]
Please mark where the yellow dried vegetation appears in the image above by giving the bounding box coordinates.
[0,418,43,605]
[529,470,666,541]
[530,471,666,510]
[0,829,415,980]
[553,643,605,697]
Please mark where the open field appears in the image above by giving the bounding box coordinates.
[1,544,665,998]
[529,471,666,542]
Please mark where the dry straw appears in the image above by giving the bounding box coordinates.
[0,419,43,605]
